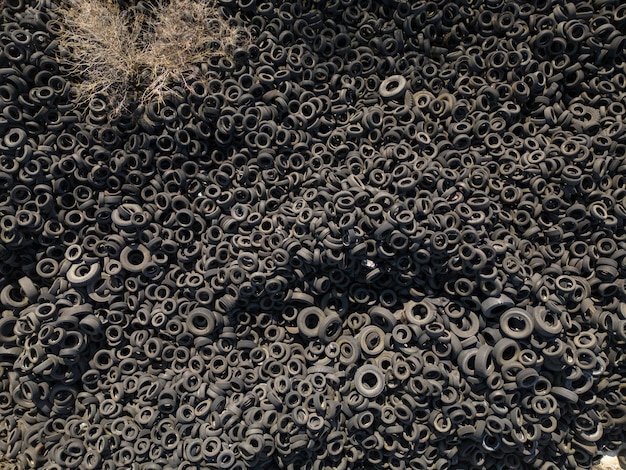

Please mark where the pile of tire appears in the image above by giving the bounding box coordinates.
[1,0,626,469]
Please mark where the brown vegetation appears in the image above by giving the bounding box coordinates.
[56,0,250,114]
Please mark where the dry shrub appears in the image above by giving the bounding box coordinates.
[56,0,250,114]
[56,0,143,115]
[140,0,246,102]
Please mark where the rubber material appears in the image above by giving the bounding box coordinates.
[354,364,385,399]
[1,2,625,469]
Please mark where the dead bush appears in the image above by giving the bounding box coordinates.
[56,0,250,115]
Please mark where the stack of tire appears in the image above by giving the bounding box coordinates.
[1,0,626,469]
